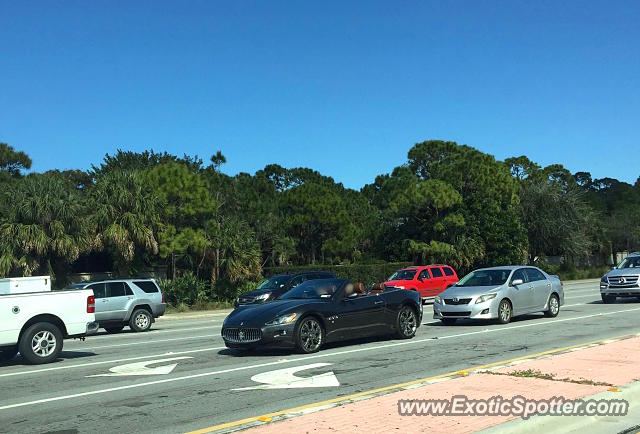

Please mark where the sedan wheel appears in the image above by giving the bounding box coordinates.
[396,306,417,339]
[497,299,512,324]
[296,317,323,354]
[545,294,560,317]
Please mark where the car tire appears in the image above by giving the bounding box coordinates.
[129,309,153,332]
[601,294,616,304]
[497,299,512,324]
[105,326,125,334]
[18,322,63,365]
[544,294,560,317]
[295,316,324,354]
[0,346,18,362]
[440,318,457,325]
[396,305,418,339]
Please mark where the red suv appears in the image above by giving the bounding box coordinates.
[385,265,459,303]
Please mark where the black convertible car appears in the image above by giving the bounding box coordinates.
[221,279,423,353]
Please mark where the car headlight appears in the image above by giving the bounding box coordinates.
[265,312,297,326]
[255,293,271,301]
[395,285,405,289]
[600,276,608,284]
[475,293,497,304]
[434,296,441,304]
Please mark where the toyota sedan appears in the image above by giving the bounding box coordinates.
[433,266,564,324]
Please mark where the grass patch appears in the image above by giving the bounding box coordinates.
[484,369,613,386]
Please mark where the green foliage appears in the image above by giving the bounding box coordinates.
[0,173,91,283]
[89,170,162,272]
[0,142,32,180]
[0,140,636,304]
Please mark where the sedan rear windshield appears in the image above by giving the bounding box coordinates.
[388,270,417,281]
[455,270,511,287]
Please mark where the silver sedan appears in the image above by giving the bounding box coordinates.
[433,266,564,324]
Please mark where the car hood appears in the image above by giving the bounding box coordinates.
[224,299,320,327]
[238,288,278,298]
[440,285,503,298]
[606,268,640,278]
[385,280,414,287]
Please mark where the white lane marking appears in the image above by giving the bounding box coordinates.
[72,334,221,351]
[0,347,225,378]
[232,363,339,390]
[87,357,194,377]
[2,305,640,411]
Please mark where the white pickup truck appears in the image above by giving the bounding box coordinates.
[0,284,98,364]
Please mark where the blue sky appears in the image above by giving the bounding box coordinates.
[1,0,639,188]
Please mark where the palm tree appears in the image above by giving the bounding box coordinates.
[0,174,91,282]
[89,170,162,273]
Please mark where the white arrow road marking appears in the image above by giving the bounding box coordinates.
[86,356,193,377]
[232,363,340,390]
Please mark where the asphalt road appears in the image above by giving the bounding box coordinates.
[2,279,640,434]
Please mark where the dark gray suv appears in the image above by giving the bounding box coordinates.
[67,278,166,333]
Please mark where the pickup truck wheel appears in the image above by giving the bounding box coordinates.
[18,322,63,365]
[0,346,18,362]
[105,326,125,334]
[129,309,153,332]
[601,294,616,304]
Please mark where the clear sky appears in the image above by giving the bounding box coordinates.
[1,0,639,189]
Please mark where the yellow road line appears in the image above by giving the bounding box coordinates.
[186,333,634,434]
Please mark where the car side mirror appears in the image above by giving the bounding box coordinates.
[511,279,524,286]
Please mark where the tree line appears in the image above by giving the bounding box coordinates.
[0,140,637,299]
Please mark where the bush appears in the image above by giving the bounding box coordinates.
[158,272,211,306]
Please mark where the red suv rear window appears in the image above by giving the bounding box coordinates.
[443,267,455,277]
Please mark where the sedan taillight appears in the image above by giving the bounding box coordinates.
[87,295,95,313]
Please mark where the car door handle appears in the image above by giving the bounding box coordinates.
[374,300,384,305]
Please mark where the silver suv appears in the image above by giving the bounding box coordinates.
[67,278,166,333]
[600,253,640,303]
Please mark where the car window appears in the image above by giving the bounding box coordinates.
[388,269,418,280]
[456,269,510,287]
[106,282,126,298]
[280,279,343,300]
[134,280,160,293]
[289,275,306,288]
[430,267,444,278]
[418,270,430,280]
[443,267,455,277]
[124,282,134,295]
[511,269,528,284]
[88,283,106,298]
[525,268,546,282]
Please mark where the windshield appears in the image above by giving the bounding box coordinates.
[617,257,640,269]
[257,275,289,289]
[280,279,342,300]
[388,269,417,281]
[455,269,511,287]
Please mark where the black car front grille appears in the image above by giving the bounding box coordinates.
[222,328,262,343]
[607,276,639,288]
[444,298,471,305]
[441,311,471,317]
